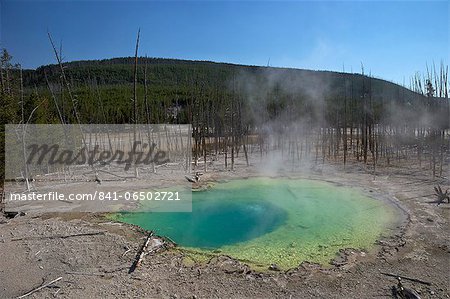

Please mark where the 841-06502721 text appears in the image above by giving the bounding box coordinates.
[100,191,181,201]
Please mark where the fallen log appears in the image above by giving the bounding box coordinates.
[57,231,105,239]
[4,211,26,219]
[12,231,105,241]
[380,271,431,285]
[129,231,153,274]
[185,175,196,183]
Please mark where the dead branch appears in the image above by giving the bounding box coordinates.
[122,247,131,257]
[17,276,62,298]
[434,185,450,205]
[66,271,106,277]
[163,235,177,247]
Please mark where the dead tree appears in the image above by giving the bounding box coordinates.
[132,29,140,178]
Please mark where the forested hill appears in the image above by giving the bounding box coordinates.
[23,56,415,102]
[14,56,444,129]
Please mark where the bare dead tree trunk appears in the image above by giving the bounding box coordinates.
[44,71,64,124]
[19,66,30,191]
[132,29,140,178]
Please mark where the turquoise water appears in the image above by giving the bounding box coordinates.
[118,178,397,269]
[122,196,287,248]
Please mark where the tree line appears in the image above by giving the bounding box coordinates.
[1,48,448,184]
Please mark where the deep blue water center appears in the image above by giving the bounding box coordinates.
[120,189,287,248]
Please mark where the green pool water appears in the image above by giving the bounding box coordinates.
[118,178,398,269]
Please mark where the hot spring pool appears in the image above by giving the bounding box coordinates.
[118,178,398,269]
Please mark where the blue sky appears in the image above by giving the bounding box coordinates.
[1,0,448,84]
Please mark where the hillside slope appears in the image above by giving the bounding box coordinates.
[23,57,417,102]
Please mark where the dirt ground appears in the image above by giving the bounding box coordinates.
[1,156,449,298]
